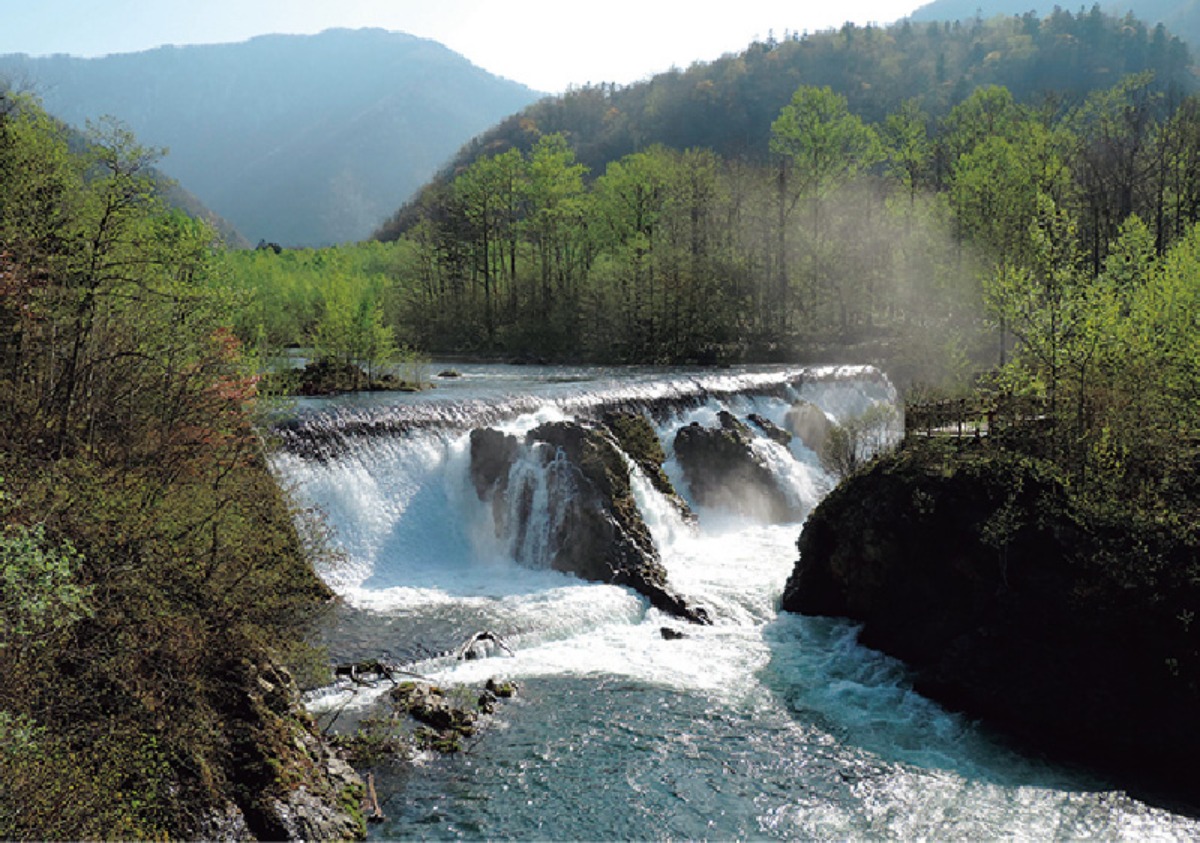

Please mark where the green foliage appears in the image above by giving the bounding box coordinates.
[770,86,883,200]
[882,99,934,200]
[377,123,978,362]
[378,5,1189,247]
[821,403,901,479]
[236,15,1200,377]
[331,717,416,765]
[220,243,406,384]
[363,60,1200,370]
[0,94,334,838]
[0,522,91,641]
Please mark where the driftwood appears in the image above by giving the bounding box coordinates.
[333,658,398,686]
[331,631,514,689]
[363,772,386,824]
[456,630,514,661]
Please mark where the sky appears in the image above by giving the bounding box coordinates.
[1,0,925,92]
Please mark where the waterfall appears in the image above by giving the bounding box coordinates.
[272,362,1199,841]
[274,364,889,631]
[503,442,579,570]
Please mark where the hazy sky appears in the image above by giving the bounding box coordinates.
[2,0,925,92]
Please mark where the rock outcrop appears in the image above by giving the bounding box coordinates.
[469,427,520,498]
[194,658,365,841]
[287,359,417,396]
[601,411,694,520]
[673,411,799,522]
[747,413,792,447]
[469,422,710,624]
[783,400,834,454]
[332,677,521,763]
[782,441,1200,799]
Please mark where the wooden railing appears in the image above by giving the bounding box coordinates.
[905,394,1047,439]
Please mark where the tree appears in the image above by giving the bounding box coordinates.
[820,403,899,479]
[1157,96,1200,249]
[769,85,883,336]
[985,193,1098,464]
[1093,218,1200,499]
[882,98,933,213]
[951,113,1072,365]
[523,133,589,348]
[1069,73,1163,273]
[589,147,674,358]
[940,85,1026,166]
[452,148,527,347]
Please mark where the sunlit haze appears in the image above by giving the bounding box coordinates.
[3,0,924,92]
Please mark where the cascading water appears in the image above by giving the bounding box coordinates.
[273,363,1198,840]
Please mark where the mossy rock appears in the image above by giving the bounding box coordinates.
[784,439,1200,799]
[485,678,518,699]
[783,400,833,454]
[384,680,496,755]
[413,727,462,754]
[603,412,693,519]
[283,359,425,396]
[747,413,792,447]
[673,415,799,523]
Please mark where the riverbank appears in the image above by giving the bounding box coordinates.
[783,437,1200,807]
[0,443,367,839]
[277,364,1199,837]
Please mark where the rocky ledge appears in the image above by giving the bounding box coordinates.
[192,658,366,841]
[332,677,521,764]
[268,359,426,396]
[674,411,800,522]
[470,421,710,624]
[782,441,1200,801]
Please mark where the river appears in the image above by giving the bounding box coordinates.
[271,363,1198,840]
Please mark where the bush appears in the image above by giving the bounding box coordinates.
[821,403,900,479]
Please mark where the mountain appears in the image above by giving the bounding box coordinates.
[1,88,252,248]
[376,8,1191,241]
[152,174,252,250]
[910,0,1200,47]
[0,28,541,246]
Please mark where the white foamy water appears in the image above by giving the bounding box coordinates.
[274,363,1198,840]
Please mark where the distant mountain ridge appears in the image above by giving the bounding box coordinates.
[377,7,1191,241]
[0,28,541,246]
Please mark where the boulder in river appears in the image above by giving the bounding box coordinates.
[783,400,834,454]
[783,442,1200,799]
[469,422,710,624]
[673,412,799,523]
[748,413,792,447]
[469,427,520,498]
[602,411,694,520]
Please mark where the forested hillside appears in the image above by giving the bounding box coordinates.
[286,10,1190,385]
[0,93,355,838]
[0,29,540,246]
[912,0,1200,49]
[377,6,1189,241]
[0,84,252,248]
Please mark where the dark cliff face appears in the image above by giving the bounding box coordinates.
[674,411,801,523]
[783,442,1200,800]
[468,421,710,624]
[194,658,365,841]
